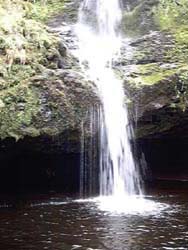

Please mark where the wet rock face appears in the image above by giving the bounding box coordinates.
[48,0,80,25]
[0,0,101,194]
[124,65,188,140]
[1,0,186,146]
[1,0,188,191]
[122,0,159,36]
[115,31,175,68]
[115,2,188,141]
[121,0,140,10]
[31,68,99,137]
[0,0,100,145]
[129,31,175,64]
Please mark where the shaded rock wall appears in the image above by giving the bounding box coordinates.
[1,0,188,194]
[138,138,188,182]
[0,137,81,194]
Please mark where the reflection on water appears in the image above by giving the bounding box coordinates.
[0,194,188,250]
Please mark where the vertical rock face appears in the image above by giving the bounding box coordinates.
[0,0,101,194]
[121,0,159,36]
[117,0,188,140]
[121,0,140,9]
[118,0,188,182]
[1,0,188,192]
[0,0,100,144]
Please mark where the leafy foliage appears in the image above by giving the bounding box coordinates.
[0,0,64,139]
[154,0,188,29]
[154,0,188,62]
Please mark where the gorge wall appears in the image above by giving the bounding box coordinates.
[1,0,188,193]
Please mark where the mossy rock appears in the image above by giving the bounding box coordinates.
[154,0,188,63]
[126,63,187,86]
[0,0,100,143]
[124,63,188,138]
[122,0,159,36]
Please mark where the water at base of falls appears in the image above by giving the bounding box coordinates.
[4,193,187,250]
[76,0,143,199]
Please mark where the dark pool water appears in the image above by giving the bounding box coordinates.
[0,193,188,250]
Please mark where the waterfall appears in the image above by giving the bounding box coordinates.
[80,106,100,197]
[76,0,142,197]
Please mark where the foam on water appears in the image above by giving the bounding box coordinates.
[75,196,169,216]
[96,196,167,215]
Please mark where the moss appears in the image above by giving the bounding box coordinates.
[127,63,185,86]
[0,85,40,140]
[40,127,60,136]
[126,63,188,113]
[0,0,65,23]
[0,0,63,87]
[0,0,68,140]
[154,0,188,30]
[154,0,188,62]
[136,121,175,138]
[26,0,65,23]
[122,0,159,36]
[140,68,178,85]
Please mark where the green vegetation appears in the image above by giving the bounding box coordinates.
[138,64,177,85]
[127,63,187,86]
[154,0,188,61]
[122,0,158,36]
[24,0,65,22]
[0,0,65,139]
[154,0,188,30]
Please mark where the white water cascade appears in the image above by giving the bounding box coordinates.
[76,0,143,198]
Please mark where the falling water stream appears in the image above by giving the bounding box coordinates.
[76,0,142,199]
